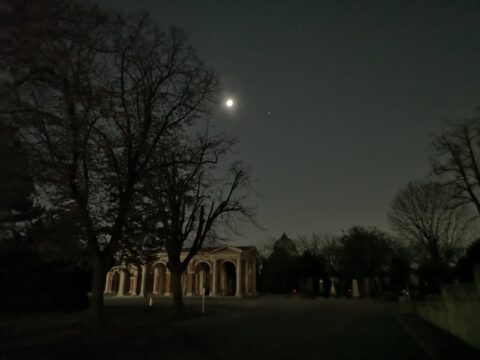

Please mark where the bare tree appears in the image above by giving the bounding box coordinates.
[388,180,474,265]
[138,131,255,315]
[1,1,217,324]
[297,233,340,275]
[431,117,480,214]
[296,233,339,255]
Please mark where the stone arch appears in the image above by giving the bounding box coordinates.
[220,260,237,296]
[124,270,131,294]
[125,265,140,295]
[151,263,168,295]
[111,271,120,293]
[194,261,211,295]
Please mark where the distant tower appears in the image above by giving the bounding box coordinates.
[273,233,298,256]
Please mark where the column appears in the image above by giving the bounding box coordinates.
[165,271,171,296]
[129,274,135,295]
[352,278,360,298]
[118,270,126,296]
[245,260,250,295]
[212,259,217,295]
[152,267,159,294]
[330,278,336,296]
[187,272,194,296]
[139,265,147,297]
[104,272,110,293]
[236,257,242,296]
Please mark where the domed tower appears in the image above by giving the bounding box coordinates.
[273,233,298,256]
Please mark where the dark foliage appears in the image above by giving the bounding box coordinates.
[338,227,391,279]
[0,122,37,239]
[331,226,413,298]
[294,251,327,295]
[0,237,90,313]
[387,244,411,296]
[1,0,222,324]
[259,234,327,295]
[455,238,480,282]
[260,246,297,293]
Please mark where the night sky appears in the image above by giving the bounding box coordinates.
[96,0,480,245]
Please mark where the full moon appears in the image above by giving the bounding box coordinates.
[226,98,234,107]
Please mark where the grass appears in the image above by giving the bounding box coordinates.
[2,296,478,360]
[0,295,251,349]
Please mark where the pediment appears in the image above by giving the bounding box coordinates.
[210,245,243,254]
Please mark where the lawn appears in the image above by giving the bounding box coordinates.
[1,296,479,360]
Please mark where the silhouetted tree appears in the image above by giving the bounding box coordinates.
[1,1,217,325]
[337,226,392,296]
[0,121,37,239]
[295,234,332,294]
[261,234,298,293]
[0,235,90,313]
[295,250,327,295]
[431,117,480,214]
[389,180,474,291]
[137,132,254,315]
[455,238,480,282]
[0,118,89,311]
[386,241,412,297]
[298,233,340,278]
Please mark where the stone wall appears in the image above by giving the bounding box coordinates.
[415,264,480,350]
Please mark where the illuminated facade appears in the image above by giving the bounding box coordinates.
[104,246,257,297]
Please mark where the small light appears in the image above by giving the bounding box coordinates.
[226,98,234,107]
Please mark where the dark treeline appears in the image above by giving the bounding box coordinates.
[387,113,480,294]
[0,122,90,311]
[258,229,410,299]
[258,111,480,299]
[259,230,480,299]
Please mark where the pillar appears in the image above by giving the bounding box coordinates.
[187,272,194,296]
[130,273,136,295]
[118,270,126,296]
[212,259,217,295]
[140,265,147,297]
[236,257,242,296]
[352,278,360,298]
[152,267,159,294]
[104,272,110,293]
[165,271,171,296]
[330,278,336,296]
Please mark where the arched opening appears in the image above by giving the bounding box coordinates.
[152,263,167,295]
[124,271,131,295]
[111,272,120,293]
[194,262,211,295]
[222,261,236,296]
[126,266,139,295]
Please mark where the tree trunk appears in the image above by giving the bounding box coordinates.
[171,270,185,316]
[89,256,106,328]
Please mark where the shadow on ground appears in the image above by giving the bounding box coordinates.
[1,296,479,360]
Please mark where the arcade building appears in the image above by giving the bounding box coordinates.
[104,246,257,297]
